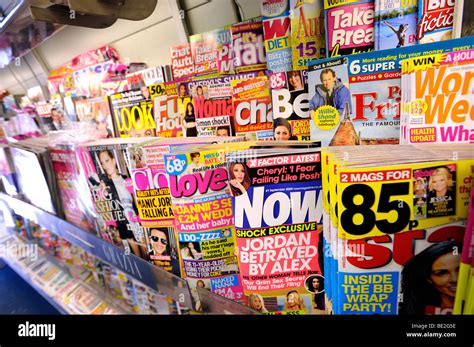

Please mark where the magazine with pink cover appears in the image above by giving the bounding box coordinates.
[187,72,260,137]
[49,145,98,233]
[190,31,218,77]
[231,20,267,73]
[164,145,247,309]
[170,43,195,81]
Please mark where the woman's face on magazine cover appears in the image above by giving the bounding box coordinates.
[432,173,448,195]
[252,296,263,310]
[429,252,460,299]
[187,102,194,114]
[232,164,246,183]
[99,151,117,177]
[287,293,297,307]
[51,109,62,123]
[312,278,321,291]
[197,86,203,96]
[288,73,302,90]
[150,229,167,255]
[179,84,187,97]
[141,85,150,99]
[274,125,291,141]
[216,128,229,136]
[415,179,425,190]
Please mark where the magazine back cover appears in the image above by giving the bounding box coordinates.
[11,146,56,215]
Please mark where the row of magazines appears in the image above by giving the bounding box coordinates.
[21,36,471,150]
[42,0,472,100]
[0,228,179,315]
[0,132,472,315]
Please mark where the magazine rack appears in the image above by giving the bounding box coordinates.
[0,234,70,315]
[0,193,256,314]
[0,232,136,314]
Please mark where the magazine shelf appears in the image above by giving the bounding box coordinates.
[0,234,70,315]
[0,193,256,314]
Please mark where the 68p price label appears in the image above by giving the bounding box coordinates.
[338,168,412,238]
[165,154,188,175]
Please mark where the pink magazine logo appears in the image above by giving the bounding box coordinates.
[168,168,228,198]
[327,2,374,54]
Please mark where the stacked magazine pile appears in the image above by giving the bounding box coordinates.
[322,144,473,315]
[127,137,233,276]
[308,37,474,147]
[0,234,120,314]
[164,141,251,310]
[400,49,474,145]
[454,183,474,314]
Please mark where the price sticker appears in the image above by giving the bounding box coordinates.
[270,72,286,89]
[164,154,188,175]
[338,168,413,239]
